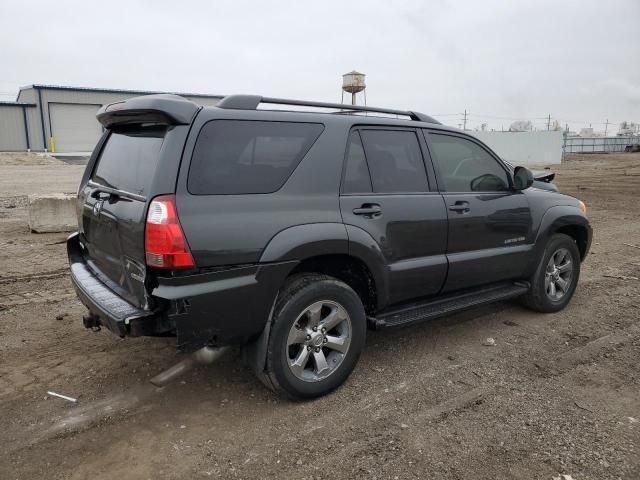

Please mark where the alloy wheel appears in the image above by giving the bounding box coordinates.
[545,247,573,301]
[286,300,352,382]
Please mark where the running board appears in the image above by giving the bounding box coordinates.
[369,281,530,329]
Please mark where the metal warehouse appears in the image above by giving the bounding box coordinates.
[0,84,222,153]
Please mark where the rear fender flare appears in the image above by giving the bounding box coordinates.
[245,223,389,378]
[259,223,349,263]
[246,223,348,384]
[344,224,389,309]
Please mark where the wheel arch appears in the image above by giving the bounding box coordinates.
[554,224,590,260]
[259,223,388,310]
[245,224,387,382]
[535,206,591,261]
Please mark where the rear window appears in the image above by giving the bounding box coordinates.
[188,120,324,195]
[92,126,166,197]
[359,130,429,193]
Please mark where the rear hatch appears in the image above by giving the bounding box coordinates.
[73,94,200,309]
[78,125,167,308]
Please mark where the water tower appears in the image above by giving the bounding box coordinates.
[342,71,366,106]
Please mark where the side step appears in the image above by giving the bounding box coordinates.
[369,281,530,329]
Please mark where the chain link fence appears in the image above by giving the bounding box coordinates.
[563,135,640,154]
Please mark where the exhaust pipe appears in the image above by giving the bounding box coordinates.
[150,346,230,387]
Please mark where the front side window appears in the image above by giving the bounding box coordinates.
[188,120,324,195]
[359,130,429,193]
[428,134,510,192]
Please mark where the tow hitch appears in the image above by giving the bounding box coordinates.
[82,313,101,331]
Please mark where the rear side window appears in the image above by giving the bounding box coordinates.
[342,131,372,193]
[188,120,324,195]
[92,126,166,197]
[359,130,429,193]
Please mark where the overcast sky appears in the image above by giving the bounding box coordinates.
[1,0,638,132]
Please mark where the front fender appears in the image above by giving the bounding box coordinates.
[528,205,591,273]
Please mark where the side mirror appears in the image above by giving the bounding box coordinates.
[513,166,534,190]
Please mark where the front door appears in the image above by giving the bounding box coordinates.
[340,128,448,305]
[425,132,533,292]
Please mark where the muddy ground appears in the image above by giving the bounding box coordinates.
[0,152,639,479]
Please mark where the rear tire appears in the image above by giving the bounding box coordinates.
[265,274,366,400]
[522,233,581,313]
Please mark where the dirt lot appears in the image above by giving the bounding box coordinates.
[1,152,639,479]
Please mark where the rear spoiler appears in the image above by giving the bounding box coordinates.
[97,94,200,128]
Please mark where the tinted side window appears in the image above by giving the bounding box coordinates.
[428,134,509,192]
[188,120,324,195]
[359,130,428,193]
[342,131,372,193]
[92,126,166,197]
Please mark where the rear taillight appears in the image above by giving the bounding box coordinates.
[145,195,195,269]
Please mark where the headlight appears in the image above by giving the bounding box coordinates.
[578,200,587,214]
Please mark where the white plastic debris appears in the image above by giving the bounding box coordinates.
[47,391,77,403]
[482,337,496,346]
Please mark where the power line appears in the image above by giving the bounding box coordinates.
[468,113,548,120]
[430,111,637,130]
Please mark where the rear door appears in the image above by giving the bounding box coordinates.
[424,131,533,292]
[78,125,167,307]
[340,128,448,305]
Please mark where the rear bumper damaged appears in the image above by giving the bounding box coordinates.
[67,232,294,352]
[68,233,172,338]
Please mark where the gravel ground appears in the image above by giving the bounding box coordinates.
[0,152,63,166]
[0,152,638,479]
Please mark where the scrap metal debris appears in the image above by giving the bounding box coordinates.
[47,391,77,403]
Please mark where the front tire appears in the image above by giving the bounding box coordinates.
[265,274,366,400]
[522,233,581,313]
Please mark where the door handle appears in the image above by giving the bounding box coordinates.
[353,204,382,217]
[91,190,113,200]
[449,201,470,213]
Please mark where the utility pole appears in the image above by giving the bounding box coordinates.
[462,109,468,131]
[604,119,609,136]
[547,114,551,131]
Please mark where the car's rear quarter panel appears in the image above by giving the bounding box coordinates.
[175,109,348,268]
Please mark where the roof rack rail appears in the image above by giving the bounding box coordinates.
[215,95,441,125]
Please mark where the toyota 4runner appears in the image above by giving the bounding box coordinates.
[68,94,592,399]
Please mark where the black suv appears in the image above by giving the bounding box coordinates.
[68,94,591,399]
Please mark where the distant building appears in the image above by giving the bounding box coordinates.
[0,84,222,153]
[618,121,639,136]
